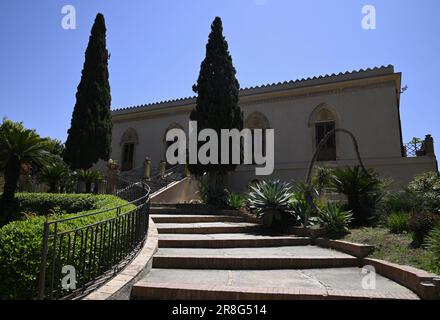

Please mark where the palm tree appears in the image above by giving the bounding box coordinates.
[0,120,53,223]
[38,160,71,193]
[74,169,103,193]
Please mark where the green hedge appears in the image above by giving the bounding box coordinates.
[0,194,135,300]
[14,193,104,216]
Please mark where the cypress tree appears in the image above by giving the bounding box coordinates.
[189,17,243,184]
[64,13,112,170]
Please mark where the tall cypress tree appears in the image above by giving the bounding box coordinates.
[189,17,243,184]
[64,13,112,170]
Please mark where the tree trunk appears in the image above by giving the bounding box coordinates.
[85,182,92,193]
[0,159,21,224]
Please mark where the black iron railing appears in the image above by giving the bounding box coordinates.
[37,177,151,300]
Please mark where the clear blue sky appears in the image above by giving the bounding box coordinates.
[0,0,439,145]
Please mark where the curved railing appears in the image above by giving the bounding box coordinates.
[37,177,151,300]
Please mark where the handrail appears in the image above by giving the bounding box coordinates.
[37,176,151,300]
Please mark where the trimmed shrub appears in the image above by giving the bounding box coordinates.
[14,193,102,217]
[0,195,133,300]
[387,212,410,234]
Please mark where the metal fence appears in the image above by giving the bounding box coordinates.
[404,141,424,158]
[37,177,151,300]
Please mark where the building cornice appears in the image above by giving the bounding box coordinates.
[112,66,401,123]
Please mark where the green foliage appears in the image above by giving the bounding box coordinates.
[426,225,440,270]
[64,13,112,170]
[13,193,105,217]
[38,160,72,193]
[188,17,243,178]
[318,203,352,239]
[387,212,410,234]
[332,166,386,227]
[74,169,103,193]
[312,166,335,194]
[384,192,418,214]
[289,181,319,227]
[0,195,132,300]
[344,227,438,274]
[248,180,293,229]
[0,119,55,223]
[408,212,438,248]
[226,192,246,210]
[405,172,440,213]
[198,181,228,208]
[42,138,65,158]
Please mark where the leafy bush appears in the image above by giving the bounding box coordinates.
[408,212,438,248]
[248,180,293,229]
[387,212,410,234]
[426,225,440,270]
[384,192,418,214]
[13,193,102,218]
[289,181,320,227]
[332,166,386,227]
[406,172,440,213]
[226,192,246,210]
[198,181,228,208]
[318,203,352,239]
[0,194,133,300]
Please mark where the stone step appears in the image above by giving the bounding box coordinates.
[152,246,359,269]
[155,222,261,234]
[149,207,239,216]
[132,268,419,300]
[158,233,312,248]
[151,214,244,224]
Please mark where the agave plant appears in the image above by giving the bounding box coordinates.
[248,180,293,229]
[318,203,353,239]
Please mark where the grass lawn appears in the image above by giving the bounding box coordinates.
[344,227,440,275]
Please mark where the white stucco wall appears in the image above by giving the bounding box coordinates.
[109,70,437,192]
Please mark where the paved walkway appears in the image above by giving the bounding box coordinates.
[131,207,419,300]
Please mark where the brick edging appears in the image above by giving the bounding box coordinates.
[315,238,375,259]
[83,218,159,300]
[132,282,420,300]
[362,258,440,300]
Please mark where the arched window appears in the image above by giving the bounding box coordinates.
[245,112,270,163]
[120,128,139,171]
[309,104,340,162]
[163,123,184,168]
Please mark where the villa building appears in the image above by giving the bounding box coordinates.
[109,65,437,191]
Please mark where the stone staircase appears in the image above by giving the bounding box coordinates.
[120,165,185,195]
[131,205,420,300]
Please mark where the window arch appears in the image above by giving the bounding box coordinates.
[120,128,139,171]
[309,104,341,162]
